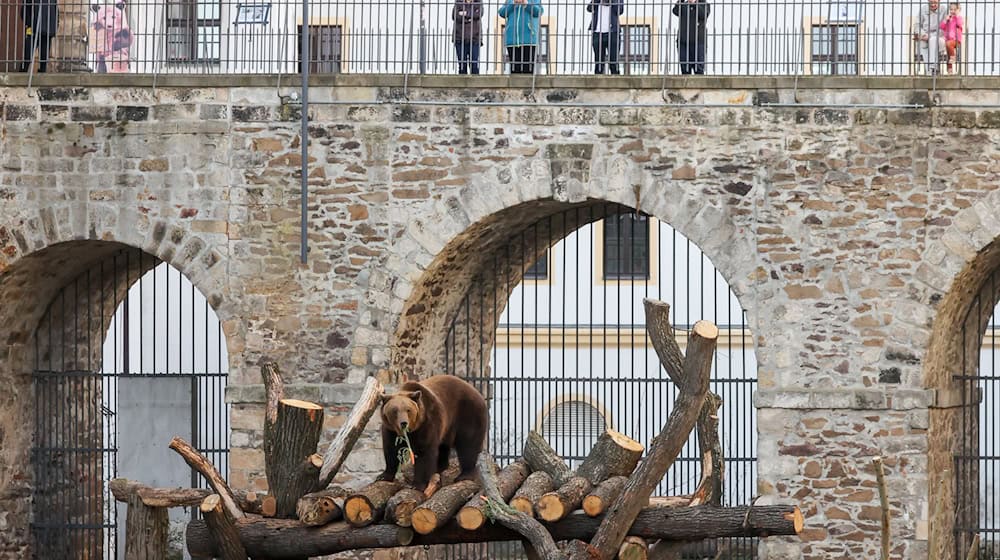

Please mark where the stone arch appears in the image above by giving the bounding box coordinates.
[0,210,233,557]
[383,159,761,378]
[921,188,1000,559]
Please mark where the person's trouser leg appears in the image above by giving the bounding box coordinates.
[523,46,537,74]
[694,38,706,74]
[456,42,467,74]
[608,32,619,74]
[945,39,957,73]
[592,32,604,74]
[509,46,528,73]
[679,41,691,74]
[21,31,33,72]
[38,34,52,72]
[470,42,480,74]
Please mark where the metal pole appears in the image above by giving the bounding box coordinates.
[300,0,310,263]
[419,0,427,73]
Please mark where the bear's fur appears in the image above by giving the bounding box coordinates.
[377,375,488,490]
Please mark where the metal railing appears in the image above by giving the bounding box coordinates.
[2,0,998,76]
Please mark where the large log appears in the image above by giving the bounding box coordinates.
[319,376,385,488]
[168,437,244,521]
[458,460,531,530]
[584,477,628,517]
[124,488,168,560]
[577,430,643,485]
[386,487,427,527]
[110,478,262,514]
[412,480,481,535]
[297,488,346,527]
[588,303,718,560]
[510,471,554,517]
[344,481,403,527]
[187,504,805,559]
[264,398,325,518]
[537,476,593,523]
[200,494,248,560]
[689,392,723,507]
[523,431,573,486]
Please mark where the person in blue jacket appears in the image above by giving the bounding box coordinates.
[498,0,543,74]
[587,0,624,74]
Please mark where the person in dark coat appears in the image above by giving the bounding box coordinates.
[587,0,624,74]
[19,0,58,72]
[452,0,483,74]
[672,0,710,74]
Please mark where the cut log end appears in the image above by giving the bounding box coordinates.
[279,398,325,411]
[607,429,644,453]
[411,508,440,535]
[618,536,648,560]
[345,496,374,527]
[536,493,566,522]
[692,320,719,340]
[784,506,805,534]
[583,495,602,517]
[261,495,277,518]
[199,494,222,514]
[457,506,486,531]
[510,497,535,517]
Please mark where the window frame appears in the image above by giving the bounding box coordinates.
[802,17,864,75]
[535,394,614,436]
[594,213,659,285]
[522,249,553,284]
[297,23,345,74]
[165,0,223,63]
[618,17,658,75]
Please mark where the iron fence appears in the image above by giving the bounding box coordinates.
[2,0,998,75]
[442,205,757,559]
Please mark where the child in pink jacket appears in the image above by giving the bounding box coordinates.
[939,2,964,74]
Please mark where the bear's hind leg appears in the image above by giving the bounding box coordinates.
[437,445,451,472]
[412,447,438,491]
[455,444,481,481]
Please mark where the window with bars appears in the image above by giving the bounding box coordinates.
[619,24,651,75]
[541,400,607,465]
[166,0,221,62]
[810,23,859,75]
[603,213,650,280]
[298,25,343,73]
[524,251,549,280]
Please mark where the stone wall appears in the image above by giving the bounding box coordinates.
[2,75,1000,559]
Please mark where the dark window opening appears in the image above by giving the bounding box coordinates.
[524,251,549,280]
[166,0,221,62]
[810,23,858,75]
[298,25,343,73]
[603,213,650,280]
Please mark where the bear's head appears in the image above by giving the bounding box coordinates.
[381,390,424,435]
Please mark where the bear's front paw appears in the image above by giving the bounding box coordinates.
[375,470,397,482]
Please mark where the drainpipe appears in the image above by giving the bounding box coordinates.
[300,0,311,264]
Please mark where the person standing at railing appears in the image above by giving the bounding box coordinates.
[18,0,58,72]
[499,0,543,74]
[672,0,710,75]
[587,0,624,75]
[939,2,964,74]
[913,0,945,75]
[453,0,484,74]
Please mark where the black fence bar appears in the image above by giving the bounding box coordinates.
[1,0,996,76]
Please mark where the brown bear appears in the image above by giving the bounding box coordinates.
[377,374,488,491]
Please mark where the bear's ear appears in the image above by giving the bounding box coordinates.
[408,390,422,403]
[380,394,393,406]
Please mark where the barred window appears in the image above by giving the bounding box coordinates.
[299,25,343,73]
[810,23,858,75]
[166,0,221,62]
[542,400,607,440]
[619,24,651,75]
[603,213,651,280]
[524,251,549,280]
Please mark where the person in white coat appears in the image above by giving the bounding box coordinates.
[913,0,945,75]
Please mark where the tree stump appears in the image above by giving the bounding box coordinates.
[200,494,248,560]
[124,489,168,560]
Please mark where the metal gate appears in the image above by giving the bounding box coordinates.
[955,267,1000,559]
[31,248,230,559]
[443,206,757,559]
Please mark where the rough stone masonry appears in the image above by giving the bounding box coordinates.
[2,75,1000,559]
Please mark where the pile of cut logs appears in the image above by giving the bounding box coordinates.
[111,299,803,560]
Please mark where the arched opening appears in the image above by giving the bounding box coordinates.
[0,242,229,559]
[395,201,756,559]
[925,236,1000,560]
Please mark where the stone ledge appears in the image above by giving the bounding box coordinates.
[754,388,937,410]
[3,73,1000,91]
[227,383,367,405]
